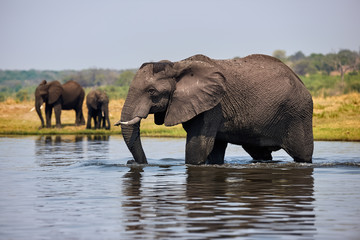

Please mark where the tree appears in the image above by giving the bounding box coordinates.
[272,50,287,62]
[292,59,317,76]
[288,51,306,62]
[115,70,135,86]
[327,50,360,89]
[15,89,29,102]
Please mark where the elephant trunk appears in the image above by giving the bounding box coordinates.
[121,121,147,164]
[35,97,44,128]
[102,104,111,130]
[119,100,148,164]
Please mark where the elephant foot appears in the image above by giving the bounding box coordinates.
[127,160,137,164]
[294,157,312,163]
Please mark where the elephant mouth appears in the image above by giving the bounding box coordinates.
[114,116,142,126]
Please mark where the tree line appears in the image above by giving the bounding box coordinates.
[273,49,360,95]
[0,69,136,101]
[1,49,359,101]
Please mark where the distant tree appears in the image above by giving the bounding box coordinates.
[308,53,325,72]
[292,59,317,76]
[288,51,306,62]
[15,89,29,102]
[115,70,135,86]
[272,50,287,62]
[326,50,360,88]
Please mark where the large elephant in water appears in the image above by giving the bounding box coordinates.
[35,80,85,128]
[115,54,313,165]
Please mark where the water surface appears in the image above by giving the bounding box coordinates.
[0,136,359,239]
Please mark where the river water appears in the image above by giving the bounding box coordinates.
[0,136,359,240]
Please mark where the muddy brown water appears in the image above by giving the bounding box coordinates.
[0,136,359,239]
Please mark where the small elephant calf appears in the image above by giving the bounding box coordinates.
[86,89,110,130]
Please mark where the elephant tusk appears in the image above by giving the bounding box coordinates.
[114,116,141,126]
[30,105,43,112]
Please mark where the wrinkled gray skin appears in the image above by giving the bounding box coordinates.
[116,54,313,165]
[35,80,85,129]
[86,89,110,130]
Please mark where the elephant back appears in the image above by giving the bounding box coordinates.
[62,80,85,107]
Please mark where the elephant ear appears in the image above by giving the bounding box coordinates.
[48,81,64,105]
[164,61,226,126]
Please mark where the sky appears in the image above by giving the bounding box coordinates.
[0,0,359,70]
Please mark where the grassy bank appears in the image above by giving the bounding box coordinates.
[0,93,359,141]
[312,93,360,141]
[0,98,185,137]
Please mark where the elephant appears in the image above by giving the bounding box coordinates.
[86,89,110,130]
[115,54,313,165]
[35,80,85,128]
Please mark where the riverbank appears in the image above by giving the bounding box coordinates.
[0,93,359,141]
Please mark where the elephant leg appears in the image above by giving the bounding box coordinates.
[95,112,101,129]
[242,145,273,161]
[75,109,82,126]
[102,117,106,129]
[105,116,110,130]
[80,111,85,125]
[182,105,222,165]
[53,104,62,128]
[86,110,92,129]
[207,139,228,164]
[282,123,313,163]
[45,105,52,128]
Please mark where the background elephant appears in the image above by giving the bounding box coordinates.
[116,54,313,165]
[86,89,110,130]
[35,80,85,128]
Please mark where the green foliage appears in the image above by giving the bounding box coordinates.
[0,69,75,84]
[276,49,360,96]
[272,50,287,62]
[345,71,360,93]
[284,49,360,76]
[301,74,338,95]
[0,49,359,102]
[63,69,121,87]
[115,70,135,86]
[94,86,130,99]
[62,68,136,87]
[15,89,30,102]
[293,59,317,75]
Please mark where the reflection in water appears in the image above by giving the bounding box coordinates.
[35,135,110,167]
[1,137,359,239]
[186,167,315,238]
[122,166,315,239]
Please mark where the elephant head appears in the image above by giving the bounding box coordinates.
[88,90,108,110]
[116,56,226,164]
[35,80,63,128]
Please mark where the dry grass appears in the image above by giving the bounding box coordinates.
[1,93,359,141]
[312,93,360,141]
[0,98,185,136]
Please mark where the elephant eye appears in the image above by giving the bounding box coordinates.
[148,88,157,96]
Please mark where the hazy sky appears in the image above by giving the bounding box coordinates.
[1,0,359,70]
